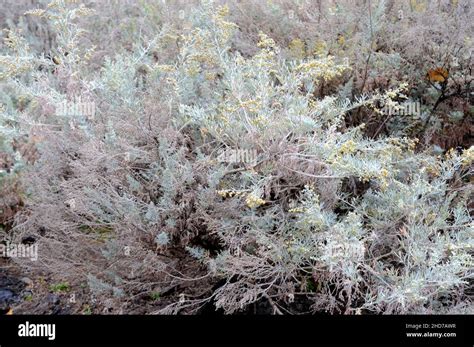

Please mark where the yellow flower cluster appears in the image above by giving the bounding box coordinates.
[181,27,221,77]
[378,168,390,191]
[359,167,392,189]
[0,30,34,80]
[410,0,428,12]
[240,98,262,112]
[3,29,27,52]
[75,4,96,17]
[221,98,263,117]
[288,39,306,59]
[27,1,94,18]
[339,139,357,155]
[337,34,346,46]
[205,72,217,81]
[424,163,441,177]
[216,189,247,198]
[287,245,310,255]
[216,113,230,125]
[360,173,375,183]
[296,55,349,82]
[155,64,175,73]
[47,0,62,9]
[83,45,96,61]
[313,40,327,57]
[245,193,266,208]
[253,32,280,69]
[386,137,418,158]
[0,57,32,81]
[257,32,277,50]
[379,168,389,178]
[424,212,437,225]
[288,206,306,213]
[251,115,269,128]
[445,148,457,160]
[213,5,238,44]
[377,83,409,112]
[460,146,474,167]
[185,61,201,77]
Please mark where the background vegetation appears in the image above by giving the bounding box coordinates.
[0,0,472,314]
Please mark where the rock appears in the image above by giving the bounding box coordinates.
[0,289,14,309]
[21,277,33,286]
[47,293,60,305]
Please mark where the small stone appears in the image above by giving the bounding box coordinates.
[0,289,14,309]
[21,277,33,286]
[47,293,60,305]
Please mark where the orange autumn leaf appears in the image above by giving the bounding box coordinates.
[427,67,449,83]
